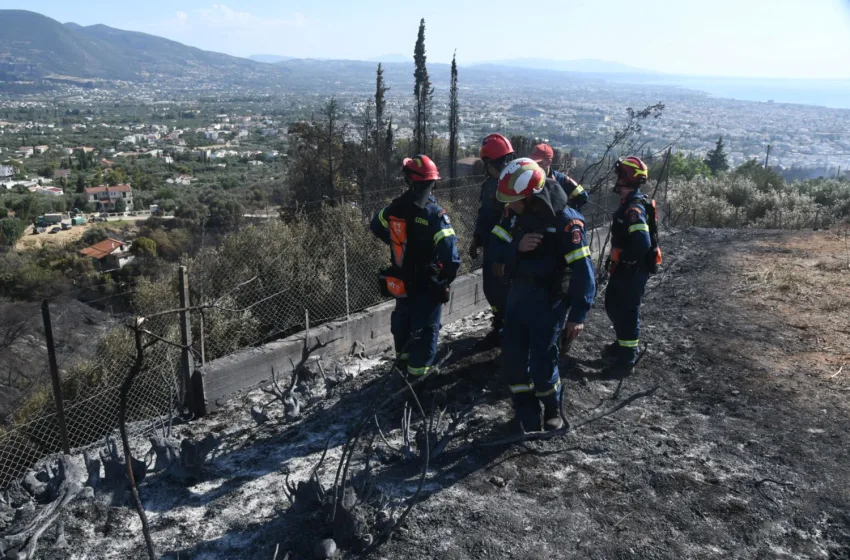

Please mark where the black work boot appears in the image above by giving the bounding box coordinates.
[517,407,542,433]
[476,317,503,351]
[543,402,564,431]
[601,342,619,364]
[513,393,541,433]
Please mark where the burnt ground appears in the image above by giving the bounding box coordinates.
[22,227,850,559]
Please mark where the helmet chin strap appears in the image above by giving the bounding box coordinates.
[410,181,432,208]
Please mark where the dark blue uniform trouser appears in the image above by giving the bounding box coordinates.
[482,246,509,328]
[502,284,569,410]
[604,267,649,366]
[391,293,443,376]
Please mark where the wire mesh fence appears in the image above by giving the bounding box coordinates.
[0,282,183,487]
[187,176,486,365]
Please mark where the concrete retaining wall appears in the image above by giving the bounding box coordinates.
[194,223,611,415]
[195,270,488,413]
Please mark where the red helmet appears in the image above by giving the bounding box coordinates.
[529,143,554,168]
[496,158,546,203]
[480,134,514,161]
[614,156,649,186]
[402,155,440,182]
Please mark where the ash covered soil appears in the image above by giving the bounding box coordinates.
[31,228,850,559]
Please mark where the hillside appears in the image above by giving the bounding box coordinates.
[5,228,849,558]
[0,10,265,80]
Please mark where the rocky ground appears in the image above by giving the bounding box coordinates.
[4,227,850,559]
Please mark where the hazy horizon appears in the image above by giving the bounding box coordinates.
[3,0,849,81]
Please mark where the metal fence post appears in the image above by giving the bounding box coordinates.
[343,230,351,320]
[178,266,195,412]
[41,300,71,455]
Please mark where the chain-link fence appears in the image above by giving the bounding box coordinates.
[186,176,485,364]
[0,282,183,487]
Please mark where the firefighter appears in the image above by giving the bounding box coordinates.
[370,155,460,377]
[529,143,589,211]
[602,156,652,377]
[490,158,595,432]
[470,133,515,347]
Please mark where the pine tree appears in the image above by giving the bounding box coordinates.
[385,118,394,170]
[374,64,389,187]
[413,19,431,155]
[323,97,340,196]
[448,51,460,180]
[704,136,730,175]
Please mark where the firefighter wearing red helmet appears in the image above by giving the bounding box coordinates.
[471,133,515,347]
[370,155,460,377]
[601,156,652,377]
[490,158,596,432]
[529,143,589,211]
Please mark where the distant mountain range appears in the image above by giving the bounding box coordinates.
[2,9,848,108]
[0,9,264,80]
[0,9,657,82]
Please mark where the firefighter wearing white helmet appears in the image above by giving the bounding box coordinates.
[489,158,596,432]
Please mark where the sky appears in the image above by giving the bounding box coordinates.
[2,0,850,79]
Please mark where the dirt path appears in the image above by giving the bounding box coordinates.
[38,227,850,559]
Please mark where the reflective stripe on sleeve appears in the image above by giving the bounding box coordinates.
[492,225,512,243]
[569,184,585,198]
[618,339,639,348]
[433,228,456,244]
[378,208,389,229]
[628,223,649,234]
[564,246,591,264]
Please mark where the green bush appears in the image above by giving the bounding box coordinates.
[668,175,848,230]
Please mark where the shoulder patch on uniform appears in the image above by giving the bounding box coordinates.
[572,229,582,245]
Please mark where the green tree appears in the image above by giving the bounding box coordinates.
[374,63,390,188]
[114,198,127,213]
[412,19,432,154]
[0,218,27,247]
[448,51,460,179]
[734,159,785,191]
[131,237,157,257]
[75,174,86,193]
[668,153,711,181]
[704,136,730,175]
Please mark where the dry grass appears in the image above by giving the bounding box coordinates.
[742,265,813,296]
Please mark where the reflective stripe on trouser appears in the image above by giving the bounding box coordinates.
[482,244,509,324]
[390,293,443,377]
[502,284,569,409]
[604,267,648,367]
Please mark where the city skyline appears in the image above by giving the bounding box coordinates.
[2,0,850,80]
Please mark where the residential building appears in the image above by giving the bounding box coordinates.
[28,186,64,196]
[34,145,49,154]
[0,165,13,179]
[85,184,134,211]
[166,174,193,185]
[53,169,71,180]
[16,147,34,158]
[80,238,135,271]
